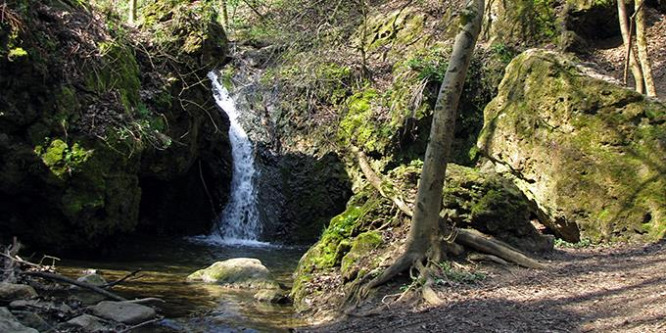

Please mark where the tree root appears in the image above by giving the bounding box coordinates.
[454,229,546,269]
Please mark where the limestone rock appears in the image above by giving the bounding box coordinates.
[253,289,289,304]
[0,283,37,304]
[91,301,156,325]
[66,314,106,331]
[187,258,279,289]
[0,307,38,333]
[478,49,666,242]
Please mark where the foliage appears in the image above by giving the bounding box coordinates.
[436,262,486,284]
[554,238,592,248]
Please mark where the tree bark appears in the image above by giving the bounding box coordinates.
[221,0,229,29]
[617,0,645,94]
[129,0,137,25]
[366,0,485,289]
[634,0,657,97]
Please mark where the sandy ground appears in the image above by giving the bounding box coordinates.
[295,241,666,332]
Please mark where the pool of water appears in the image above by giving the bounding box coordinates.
[57,237,308,332]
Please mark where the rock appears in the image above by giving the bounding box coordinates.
[91,301,156,325]
[65,314,106,331]
[253,289,289,304]
[478,49,666,242]
[187,258,279,289]
[10,299,73,314]
[0,283,37,304]
[13,311,50,331]
[0,307,38,333]
[76,273,107,286]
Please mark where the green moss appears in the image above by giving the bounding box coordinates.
[479,49,666,242]
[35,139,92,179]
[84,41,141,111]
[340,231,382,279]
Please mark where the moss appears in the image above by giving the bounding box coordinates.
[340,231,383,279]
[84,41,141,111]
[479,49,666,242]
[35,139,92,179]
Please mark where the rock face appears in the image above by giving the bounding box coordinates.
[0,0,230,251]
[91,301,156,325]
[65,314,105,331]
[0,283,37,304]
[187,258,279,289]
[0,307,38,333]
[479,49,666,242]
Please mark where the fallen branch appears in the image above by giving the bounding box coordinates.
[21,271,127,301]
[101,269,142,289]
[117,317,161,333]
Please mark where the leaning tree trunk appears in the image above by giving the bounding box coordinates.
[129,0,137,25]
[617,0,645,94]
[635,0,657,97]
[366,0,485,289]
[221,0,230,29]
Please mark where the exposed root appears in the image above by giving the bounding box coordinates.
[455,229,547,269]
[365,251,421,290]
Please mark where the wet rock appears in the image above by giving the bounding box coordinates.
[13,311,50,331]
[65,314,106,331]
[187,258,279,289]
[253,289,289,304]
[9,299,73,315]
[0,283,37,304]
[76,273,107,286]
[0,307,38,333]
[91,301,156,325]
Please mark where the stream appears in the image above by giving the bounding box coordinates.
[60,71,303,332]
[59,238,306,332]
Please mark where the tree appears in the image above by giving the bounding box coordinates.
[129,0,137,25]
[617,0,645,94]
[365,0,486,290]
[634,0,657,97]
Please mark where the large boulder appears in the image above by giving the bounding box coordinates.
[0,283,37,304]
[187,258,279,289]
[478,49,666,242]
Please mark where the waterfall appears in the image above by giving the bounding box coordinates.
[207,71,264,246]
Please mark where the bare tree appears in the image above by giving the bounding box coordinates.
[129,0,137,25]
[365,0,485,290]
[617,0,645,93]
[634,0,657,97]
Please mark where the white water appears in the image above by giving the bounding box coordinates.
[205,71,266,247]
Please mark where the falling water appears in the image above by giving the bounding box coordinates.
[207,71,264,246]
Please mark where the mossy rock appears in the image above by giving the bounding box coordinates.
[479,49,666,242]
[187,258,279,289]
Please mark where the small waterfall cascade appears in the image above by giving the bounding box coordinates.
[208,71,263,245]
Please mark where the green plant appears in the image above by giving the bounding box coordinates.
[554,237,592,249]
[436,262,486,284]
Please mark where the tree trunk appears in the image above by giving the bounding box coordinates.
[617,0,645,94]
[634,0,657,97]
[221,0,229,29]
[129,0,137,25]
[366,0,485,289]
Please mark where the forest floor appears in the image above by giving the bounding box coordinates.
[295,240,666,333]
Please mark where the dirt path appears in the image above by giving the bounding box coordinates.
[295,241,666,332]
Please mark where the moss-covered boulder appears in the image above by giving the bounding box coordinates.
[0,0,229,251]
[478,49,666,242]
[291,162,548,312]
[187,258,279,289]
